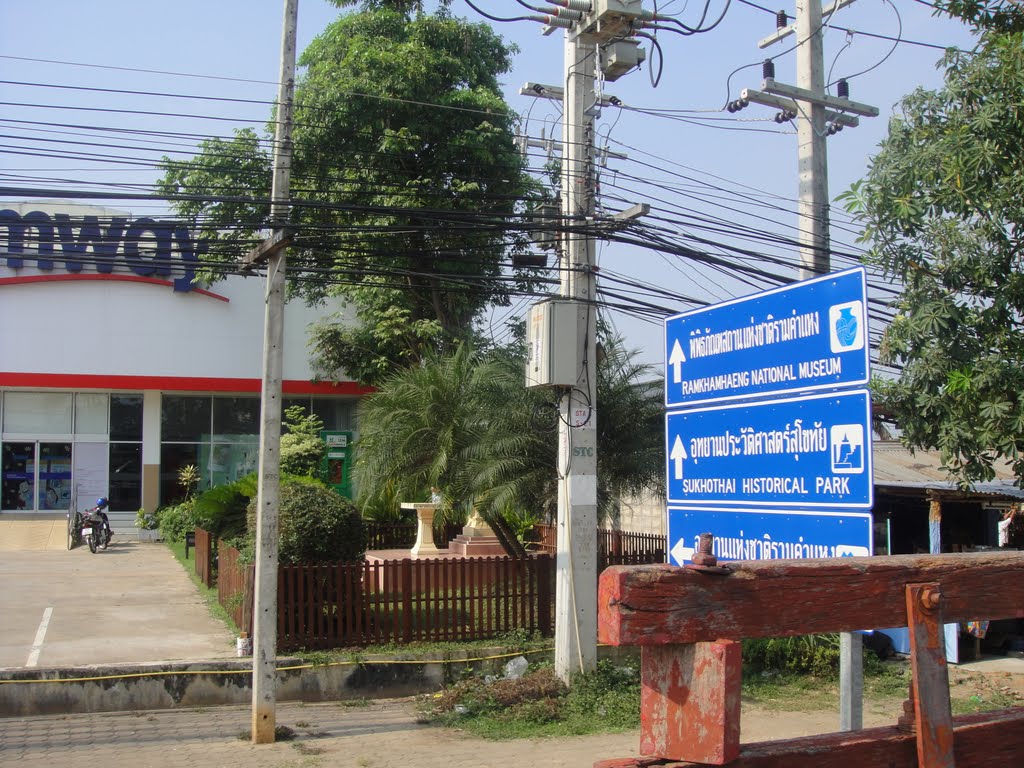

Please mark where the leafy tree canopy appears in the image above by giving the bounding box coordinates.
[159,2,541,385]
[840,3,1024,486]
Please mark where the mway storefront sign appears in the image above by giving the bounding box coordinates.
[1,209,204,292]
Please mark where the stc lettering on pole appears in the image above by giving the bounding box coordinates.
[664,266,870,408]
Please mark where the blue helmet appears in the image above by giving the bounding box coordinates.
[96,497,109,509]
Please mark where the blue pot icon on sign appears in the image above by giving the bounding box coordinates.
[829,301,865,353]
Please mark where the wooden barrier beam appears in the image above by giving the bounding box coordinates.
[598,552,1024,646]
[594,707,1024,768]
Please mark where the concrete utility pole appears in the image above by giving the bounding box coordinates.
[555,29,600,682]
[794,0,829,280]
[518,2,649,685]
[743,0,877,280]
[242,0,298,745]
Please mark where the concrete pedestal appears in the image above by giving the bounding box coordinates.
[447,510,506,556]
[402,502,442,557]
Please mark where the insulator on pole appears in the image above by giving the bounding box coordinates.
[763,59,775,79]
[837,78,850,99]
[776,10,788,28]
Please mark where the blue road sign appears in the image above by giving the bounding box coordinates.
[665,266,870,408]
[666,389,873,509]
[667,506,873,565]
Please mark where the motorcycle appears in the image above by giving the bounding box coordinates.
[77,497,113,553]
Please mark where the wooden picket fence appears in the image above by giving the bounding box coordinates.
[533,524,666,569]
[363,520,463,550]
[217,540,554,650]
[193,527,215,588]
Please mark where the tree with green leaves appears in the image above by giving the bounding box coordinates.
[353,330,664,531]
[159,0,541,384]
[280,406,327,476]
[840,1,1024,486]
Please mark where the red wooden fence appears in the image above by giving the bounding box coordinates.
[217,542,255,635]
[193,527,215,588]
[533,524,666,569]
[216,541,554,649]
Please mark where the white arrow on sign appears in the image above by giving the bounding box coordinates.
[670,435,687,480]
[669,340,686,384]
[670,537,695,566]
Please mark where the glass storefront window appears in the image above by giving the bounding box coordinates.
[110,395,143,441]
[213,396,260,438]
[109,443,141,511]
[160,443,200,506]
[1,442,35,510]
[38,442,72,510]
[161,396,211,441]
[75,394,108,435]
[312,398,354,431]
[205,439,259,487]
[3,392,73,434]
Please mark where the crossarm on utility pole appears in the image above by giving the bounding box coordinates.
[239,229,293,272]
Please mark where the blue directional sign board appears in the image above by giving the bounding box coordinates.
[665,389,873,510]
[667,507,873,565]
[665,266,869,408]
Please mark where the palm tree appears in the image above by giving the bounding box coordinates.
[353,331,664,538]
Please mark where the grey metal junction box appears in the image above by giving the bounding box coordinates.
[525,299,580,389]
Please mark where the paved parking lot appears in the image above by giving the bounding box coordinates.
[0,522,236,668]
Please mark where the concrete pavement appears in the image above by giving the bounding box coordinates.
[0,525,236,668]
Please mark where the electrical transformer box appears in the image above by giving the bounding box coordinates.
[525,299,579,389]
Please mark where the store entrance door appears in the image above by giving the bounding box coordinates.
[1,441,73,512]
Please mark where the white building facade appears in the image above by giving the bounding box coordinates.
[0,202,367,529]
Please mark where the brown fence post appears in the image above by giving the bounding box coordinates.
[402,558,413,643]
[243,563,255,636]
[537,555,553,637]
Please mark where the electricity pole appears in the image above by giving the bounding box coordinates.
[555,29,599,682]
[518,2,649,684]
[795,0,829,279]
[240,0,298,744]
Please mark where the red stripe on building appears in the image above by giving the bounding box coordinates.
[0,273,230,302]
[0,373,374,395]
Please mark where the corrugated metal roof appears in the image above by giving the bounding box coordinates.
[872,441,1024,500]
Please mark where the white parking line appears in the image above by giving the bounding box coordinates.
[26,607,53,667]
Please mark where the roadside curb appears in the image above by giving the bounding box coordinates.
[0,647,553,717]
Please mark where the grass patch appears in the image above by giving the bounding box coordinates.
[419,659,640,739]
[164,540,239,638]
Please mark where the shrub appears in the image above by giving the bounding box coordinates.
[245,479,366,564]
[742,634,841,678]
[158,500,198,543]
[192,475,255,540]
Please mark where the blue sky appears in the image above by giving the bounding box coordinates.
[0,1,977,366]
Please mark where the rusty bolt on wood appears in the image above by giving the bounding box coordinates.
[919,586,942,612]
[686,532,730,575]
[691,533,717,566]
